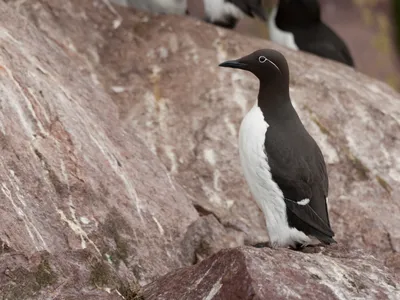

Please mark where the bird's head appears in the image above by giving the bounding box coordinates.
[218,49,289,87]
[276,0,321,25]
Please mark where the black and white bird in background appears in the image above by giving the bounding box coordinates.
[268,0,354,67]
[109,0,189,15]
[203,0,267,29]
[219,49,336,249]
[110,0,267,29]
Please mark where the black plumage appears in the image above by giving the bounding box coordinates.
[227,0,267,21]
[262,102,335,244]
[274,0,354,67]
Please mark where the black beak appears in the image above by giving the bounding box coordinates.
[218,60,247,70]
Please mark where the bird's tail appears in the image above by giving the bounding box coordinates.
[313,232,337,245]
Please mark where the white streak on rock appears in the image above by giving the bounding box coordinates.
[3,168,49,250]
[224,116,237,136]
[152,215,165,235]
[101,0,123,28]
[204,148,216,166]
[204,277,223,300]
[80,217,90,225]
[164,145,178,174]
[166,172,177,191]
[193,259,219,287]
[213,169,221,192]
[1,182,48,250]
[200,178,222,206]
[158,47,169,59]
[111,86,126,93]
[1,67,35,136]
[226,199,234,208]
[56,207,101,253]
[88,132,144,221]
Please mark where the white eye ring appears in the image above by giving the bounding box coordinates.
[258,56,267,63]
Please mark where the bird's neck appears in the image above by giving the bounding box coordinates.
[257,83,293,120]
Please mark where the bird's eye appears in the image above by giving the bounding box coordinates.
[258,56,267,63]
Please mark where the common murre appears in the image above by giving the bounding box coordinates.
[268,0,354,67]
[219,49,336,248]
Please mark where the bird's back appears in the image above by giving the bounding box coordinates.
[292,23,354,66]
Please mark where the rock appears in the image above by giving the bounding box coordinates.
[1,0,400,298]
[0,249,139,299]
[0,0,199,293]
[9,0,399,261]
[181,214,245,265]
[142,246,400,300]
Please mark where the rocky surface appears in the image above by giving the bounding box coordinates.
[13,0,400,255]
[0,0,399,299]
[0,0,199,293]
[0,249,139,299]
[143,246,399,300]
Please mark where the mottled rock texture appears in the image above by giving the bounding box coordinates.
[0,0,199,294]
[143,246,399,300]
[0,0,399,299]
[0,249,138,299]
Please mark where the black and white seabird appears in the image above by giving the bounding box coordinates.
[268,0,354,67]
[204,0,267,29]
[110,0,188,15]
[219,49,336,248]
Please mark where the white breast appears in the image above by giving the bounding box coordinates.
[203,0,244,22]
[238,105,309,248]
[111,0,187,15]
[268,7,299,51]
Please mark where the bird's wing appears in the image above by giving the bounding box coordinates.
[227,0,267,20]
[293,24,354,67]
[300,41,354,67]
[265,136,334,237]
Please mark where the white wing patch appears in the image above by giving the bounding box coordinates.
[297,198,310,206]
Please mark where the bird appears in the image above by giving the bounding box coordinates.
[203,0,267,29]
[268,0,354,67]
[110,0,188,15]
[219,49,336,249]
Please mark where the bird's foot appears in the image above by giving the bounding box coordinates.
[291,242,323,253]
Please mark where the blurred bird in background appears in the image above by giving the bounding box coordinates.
[110,0,400,91]
[109,0,267,27]
[202,0,267,29]
[109,0,188,15]
[268,0,354,67]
